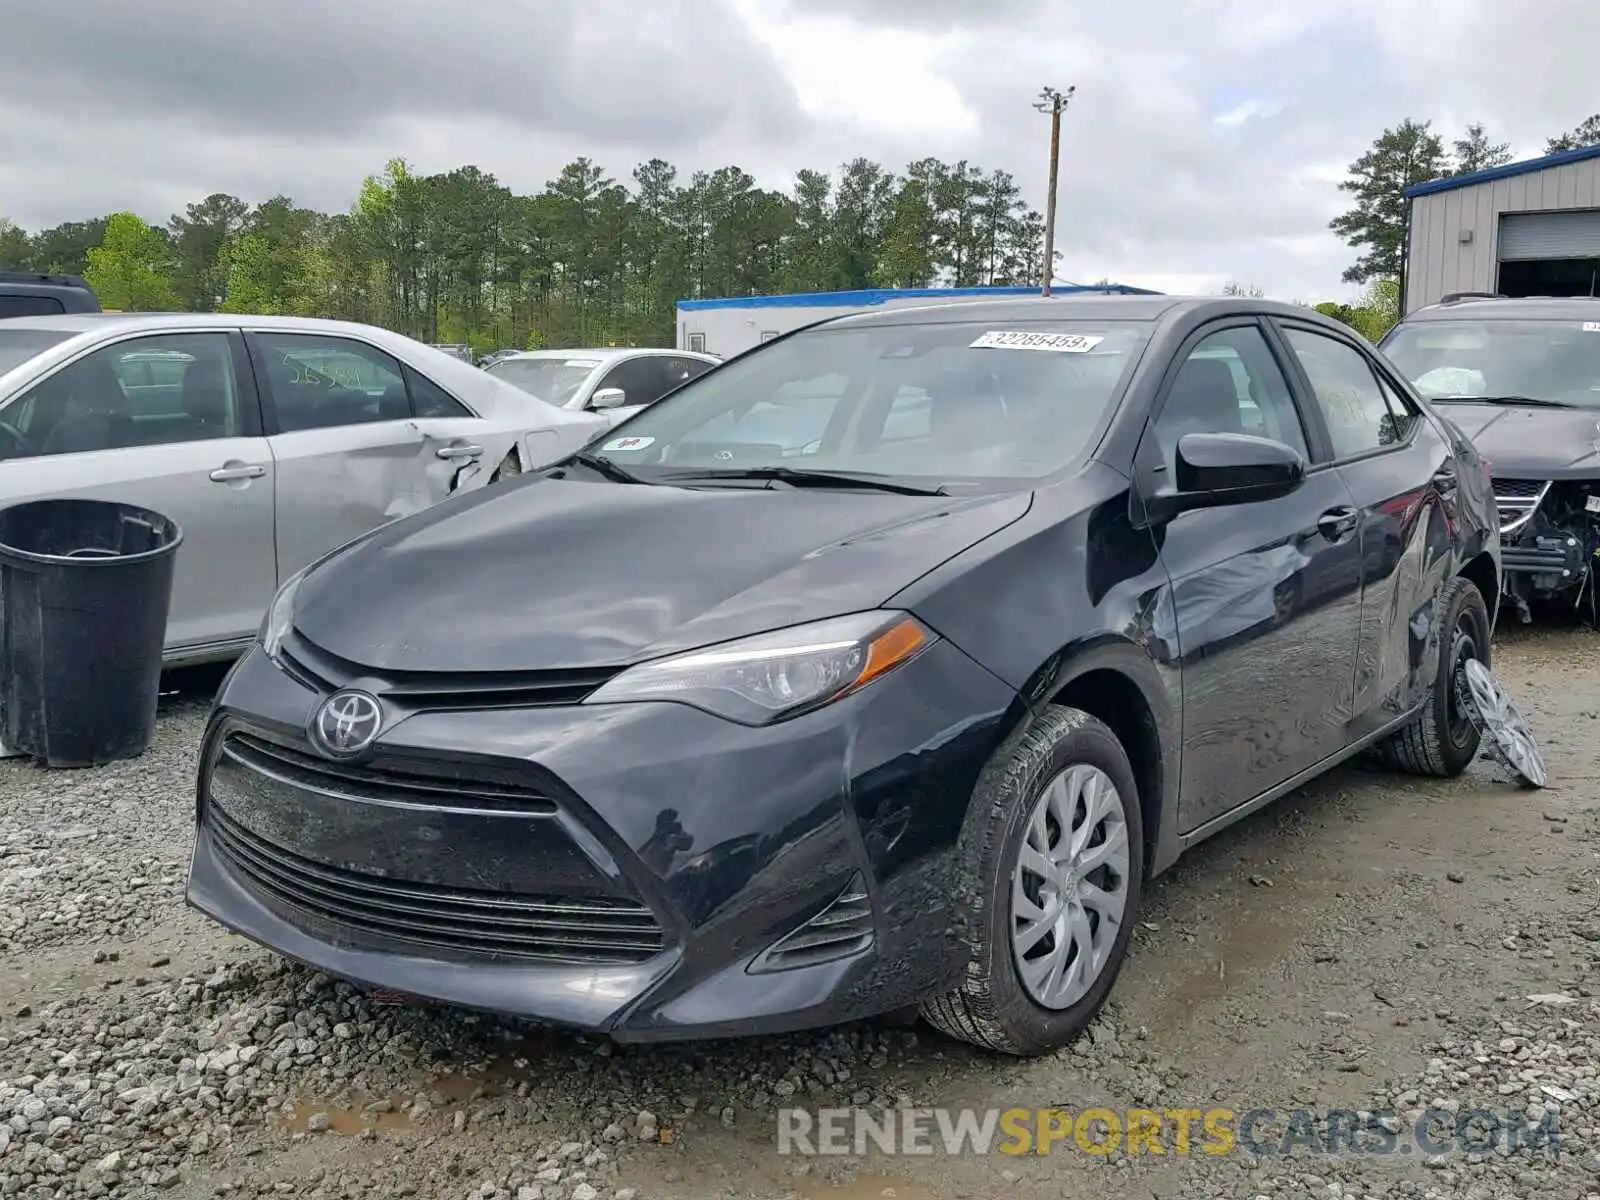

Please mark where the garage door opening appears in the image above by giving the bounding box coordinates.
[1497,210,1600,298]
[1498,257,1600,298]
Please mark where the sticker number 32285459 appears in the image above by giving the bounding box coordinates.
[970,330,1105,353]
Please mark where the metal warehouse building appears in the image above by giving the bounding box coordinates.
[676,283,1159,360]
[1404,143,1600,314]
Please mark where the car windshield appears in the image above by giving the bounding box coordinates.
[486,357,600,405]
[585,320,1151,486]
[0,329,74,379]
[1382,319,1600,406]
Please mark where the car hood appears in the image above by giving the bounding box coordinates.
[1437,402,1600,479]
[291,477,1033,673]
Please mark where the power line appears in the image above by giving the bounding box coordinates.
[1033,85,1075,297]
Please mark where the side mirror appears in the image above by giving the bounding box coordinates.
[1146,432,1305,522]
[591,387,628,410]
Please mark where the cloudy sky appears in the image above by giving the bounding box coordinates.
[2,0,1595,302]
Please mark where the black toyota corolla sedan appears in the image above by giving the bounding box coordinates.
[188,296,1500,1056]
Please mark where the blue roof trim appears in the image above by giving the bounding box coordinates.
[675,283,1160,311]
[1406,142,1600,198]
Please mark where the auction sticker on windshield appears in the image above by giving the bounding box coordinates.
[1583,323,1600,333]
[603,436,654,452]
[971,331,1105,353]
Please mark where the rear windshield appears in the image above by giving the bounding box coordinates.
[1383,319,1600,407]
[485,357,599,405]
[590,320,1152,487]
[0,329,75,379]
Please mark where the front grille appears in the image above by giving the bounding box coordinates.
[279,631,619,712]
[224,731,557,815]
[750,873,874,972]
[1491,478,1550,536]
[207,802,666,965]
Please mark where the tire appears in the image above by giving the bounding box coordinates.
[489,448,523,483]
[1375,575,1490,777]
[921,705,1145,1056]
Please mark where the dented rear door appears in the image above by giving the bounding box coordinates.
[246,328,482,582]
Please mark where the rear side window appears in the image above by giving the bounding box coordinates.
[1282,328,1413,458]
[404,364,473,418]
[0,296,66,318]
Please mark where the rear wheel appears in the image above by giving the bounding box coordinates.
[922,706,1145,1056]
[1376,576,1489,777]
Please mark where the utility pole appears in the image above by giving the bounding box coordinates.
[1034,85,1075,297]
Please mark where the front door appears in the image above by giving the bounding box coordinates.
[0,330,277,654]
[1136,321,1365,833]
[1275,323,1460,738]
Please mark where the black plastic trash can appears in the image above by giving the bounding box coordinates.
[0,499,183,768]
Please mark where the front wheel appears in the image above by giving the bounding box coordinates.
[1375,576,1489,777]
[922,706,1145,1056]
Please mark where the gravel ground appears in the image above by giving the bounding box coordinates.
[2,628,1599,1200]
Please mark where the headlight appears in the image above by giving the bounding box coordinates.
[585,611,935,725]
[259,570,307,661]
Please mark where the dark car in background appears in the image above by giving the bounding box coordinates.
[1382,296,1600,623]
[0,271,100,318]
[188,296,1498,1056]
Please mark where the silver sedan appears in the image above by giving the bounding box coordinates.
[0,314,610,665]
[484,347,720,424]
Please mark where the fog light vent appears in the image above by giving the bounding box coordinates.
[751,873,874,973]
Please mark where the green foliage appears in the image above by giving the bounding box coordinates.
[1329,119,1448,285]
[1546,114,1600,155]
[1311,278,1399,343]
[83,213,179,311]
[3,153,1046,349]
[1452,123,1512,175]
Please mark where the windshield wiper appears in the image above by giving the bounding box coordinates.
[568,450,650,484]
[673,466,949,496]
[1430,394,1579,409]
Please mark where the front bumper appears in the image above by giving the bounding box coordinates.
[186,638,1017,1040]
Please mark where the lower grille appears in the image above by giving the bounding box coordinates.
[1492,478,1550,536]
[207,803,666,965]
[751,873,874,972]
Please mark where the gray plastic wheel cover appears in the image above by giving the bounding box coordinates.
[1459,658,1547,788]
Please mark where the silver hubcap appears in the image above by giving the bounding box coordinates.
[1010,764,1131,1010]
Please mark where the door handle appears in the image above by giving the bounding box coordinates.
[209,464,266,482]
[1317,506,1359,541]
[436,444,483,461]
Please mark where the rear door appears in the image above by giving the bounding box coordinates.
[1272,321,1459,738]
[0,330,276,654]
[248,330,438,580]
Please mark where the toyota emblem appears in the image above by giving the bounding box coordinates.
[714,449,734,461]
[311,689,384,758]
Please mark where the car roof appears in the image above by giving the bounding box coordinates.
[1399,296,1600,323]
[0,312,417,336]
[498,347,712,362]
[817,294,1313,329]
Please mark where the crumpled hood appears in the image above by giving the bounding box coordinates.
[1438,403,1600,479]
[291,477,1032,673]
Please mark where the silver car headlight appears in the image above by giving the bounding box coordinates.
[584,611,935,725]
[259,570,307,661]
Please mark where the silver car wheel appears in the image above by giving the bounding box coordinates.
[1010,763,1131,1010]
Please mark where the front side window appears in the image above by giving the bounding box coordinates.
[1381,318,1600,407]
[255,333,411,432]
[0,332,244,461]
[592,320,1153,486]
[1153,326,1308,475]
